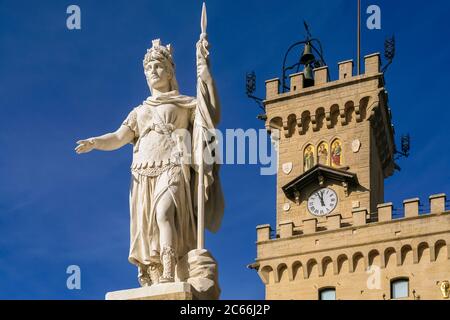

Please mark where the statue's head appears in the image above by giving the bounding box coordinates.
[143,39,179,94]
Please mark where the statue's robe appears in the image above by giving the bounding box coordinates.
[121,84,224,266]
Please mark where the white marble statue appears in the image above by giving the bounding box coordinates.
[75,5,224,298]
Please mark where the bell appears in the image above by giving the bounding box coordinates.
[300,42,315,65]
[303,64,315,87]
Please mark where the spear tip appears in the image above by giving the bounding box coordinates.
[201,2,207,35]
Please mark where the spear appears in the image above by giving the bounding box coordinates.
[197,2,207,250]
[201,2,207,35]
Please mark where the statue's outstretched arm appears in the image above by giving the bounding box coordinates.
[75,125,134,154]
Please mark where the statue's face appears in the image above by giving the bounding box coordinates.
[145,60,173,92]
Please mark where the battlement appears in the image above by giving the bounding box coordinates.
[265,53,381,100]
[256,193,448,242]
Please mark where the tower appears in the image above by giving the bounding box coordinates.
[251,53,450,300]
[267,53,394,233]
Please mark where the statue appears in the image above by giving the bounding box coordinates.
[75,4,224,299]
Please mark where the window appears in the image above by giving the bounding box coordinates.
[319,288,336,300]
[391,278,409,299]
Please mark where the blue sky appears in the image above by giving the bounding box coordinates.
[0,0,449,300]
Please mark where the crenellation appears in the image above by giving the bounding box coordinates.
[280,221,294,238]
[377,202,393,222]
[404,198,420,218]
[314,66,329,85]
[364,53,381,75]
[265,78,280,99]
[290,72,304,92]
[303,218,317,235]
[430,194,447,213]
[257,224,272,242]
[258,195,448,244]
[352,208,368,226]
[327,214,342,230]
[338,60,354,80]
[264,53,383,104]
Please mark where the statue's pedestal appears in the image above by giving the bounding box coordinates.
[106,249,220,300]
[105,282,196,301]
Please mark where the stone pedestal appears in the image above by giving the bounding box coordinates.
[106,249,220,301]
[106,282,196,301]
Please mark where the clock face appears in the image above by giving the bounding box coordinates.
[307,188,338,217]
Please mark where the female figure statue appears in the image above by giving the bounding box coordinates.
[75,35,224,287]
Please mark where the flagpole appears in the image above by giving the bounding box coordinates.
[357,0,361,75]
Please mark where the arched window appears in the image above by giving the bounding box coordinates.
[391,278,409,299]
[303,144,315,172]
[331,139,343,167]
[319,287,336,300]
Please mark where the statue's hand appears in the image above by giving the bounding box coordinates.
[196,33,209,60]
[196,34,211,81]
[75,138,96,154]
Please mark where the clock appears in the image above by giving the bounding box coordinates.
[307,188,338,217]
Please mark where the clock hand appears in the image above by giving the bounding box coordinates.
[318,191,325,206]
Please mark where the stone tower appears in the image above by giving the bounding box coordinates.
[266,53,395,228]
[251,54,450,300]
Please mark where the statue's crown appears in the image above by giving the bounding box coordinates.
[143,39,174,68]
